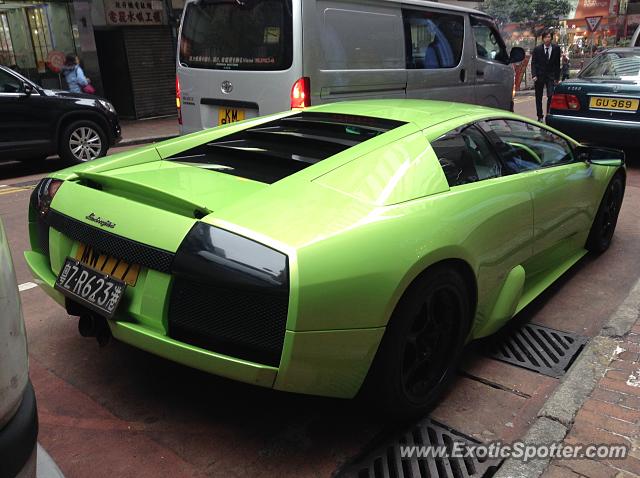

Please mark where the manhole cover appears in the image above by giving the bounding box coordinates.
[485,323,587,378]
[337,419,501,478]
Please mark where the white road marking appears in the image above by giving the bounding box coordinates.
[18,282,38,292]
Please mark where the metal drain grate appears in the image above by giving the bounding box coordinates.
[337,419,501,478]
[485,323,587,378]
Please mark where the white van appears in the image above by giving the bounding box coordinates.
[176,0,524,134]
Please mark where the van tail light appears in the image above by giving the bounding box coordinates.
[550,93,581,111]
[176,76,182,125]
[290,77,310,109]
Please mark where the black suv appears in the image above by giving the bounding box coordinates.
[0,65,121,163]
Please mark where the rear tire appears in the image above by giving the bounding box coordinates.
[360,265,471,419]
[59,120,108,164]
[585,173,625,254]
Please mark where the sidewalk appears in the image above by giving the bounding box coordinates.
[496,279,640,478]
[119,116,179,146]
[543,318,640,478]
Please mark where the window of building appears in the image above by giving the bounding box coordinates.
[0,13,16,67]
[432,125,502,187]
[26,6,53,73]
[403,9,464,69]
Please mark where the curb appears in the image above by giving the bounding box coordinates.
[494,275,640,478]
[117,134,179,147]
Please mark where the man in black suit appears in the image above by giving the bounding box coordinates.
[531,30,561,122]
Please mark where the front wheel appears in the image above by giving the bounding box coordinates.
[586,173,625,254]
[59,120,108,163]
[360,265,471,418]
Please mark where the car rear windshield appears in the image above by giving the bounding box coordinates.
[166,112,406,183]
[179,0,293,71]
[579,52,640,80]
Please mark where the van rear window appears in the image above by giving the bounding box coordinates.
[179,0,293,71]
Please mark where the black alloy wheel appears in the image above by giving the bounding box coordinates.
[360,265,471,418]
[401,284,461,404]
[586,173,625,253]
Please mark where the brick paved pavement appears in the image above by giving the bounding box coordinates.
[541,321,640,478]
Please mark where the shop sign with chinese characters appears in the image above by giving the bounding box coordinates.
[104,0,166,26]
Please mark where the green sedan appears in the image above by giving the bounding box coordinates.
[25,100,625,415]
[547,48,640,147]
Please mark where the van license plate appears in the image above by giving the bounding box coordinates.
[54,258,126,319]
[218,108,245,125]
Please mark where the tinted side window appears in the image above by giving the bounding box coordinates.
[432,125,502,187]
[471,16,508,63]
[321,8,405,70]
[403,9,464,69]
[0,69,22,93]
[479,120,575,173]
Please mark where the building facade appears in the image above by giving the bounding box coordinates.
[0,0,182,118]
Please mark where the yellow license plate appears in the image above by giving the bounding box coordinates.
[218,108,245,125]
[589,97,639,112]
[75,243,140,287]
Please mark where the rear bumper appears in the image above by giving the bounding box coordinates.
[107,113,122,146]
[25,249,384,399]
[547,113,640,147]
[0,381,38,478]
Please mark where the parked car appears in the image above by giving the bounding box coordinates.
[25,100,624,416]
[547,48,640,148]
[0,65,121,163]
[0,217,65,478]
[176,0,525,133]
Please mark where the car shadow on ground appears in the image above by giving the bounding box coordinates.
[55,326,386,471]
[0,157,67,182]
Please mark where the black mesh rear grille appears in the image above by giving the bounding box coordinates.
[36,215,50,258]
[168,278,288,366]
[45,209,175,273]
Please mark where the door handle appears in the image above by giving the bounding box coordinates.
[460,68,466,82]
[477,70,485,77]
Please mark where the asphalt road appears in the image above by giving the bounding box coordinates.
[2,96,640,477]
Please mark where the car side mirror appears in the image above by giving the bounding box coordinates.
[22,82,34,96]
[509,47,525,64]
[576,145,625,167]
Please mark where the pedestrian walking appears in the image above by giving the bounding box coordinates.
[561,54,570,80]
[531,31,561,122]
[62,54,95,94]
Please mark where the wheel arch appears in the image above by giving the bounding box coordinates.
[356,256,479,407]
[387,256,478,336]
[54,110,111,148]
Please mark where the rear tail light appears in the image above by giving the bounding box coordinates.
[290,77,310,109]
[550,93,581,111]
[176,76,182,125]
[31,178,63,217]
